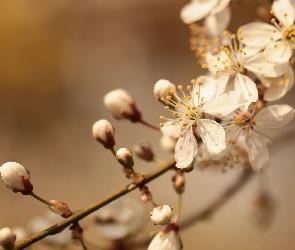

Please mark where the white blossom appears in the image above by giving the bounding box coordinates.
[150,205,173,226]
[239,0,295,63]
[222,104,294,172]
[160,76,245,168]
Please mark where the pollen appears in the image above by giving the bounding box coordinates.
[202,64,207,69]
[166,95,172,100]
[178,118,183,121]
[187,85,192,90]
[198,81,203,85]
[159,123,164,127]
[160,116,165,119]
[191,79,196,84]
[270,9,274,15]
[274,44,278,48]
[178,85,183,90]
[223,30,229,36]
[173,112,177,116]
[165,106,169,110]
[231,34,236,39]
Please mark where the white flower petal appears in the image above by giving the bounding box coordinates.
[148,231,181,250]
[246,131,271,172]
[201,90,245,117]
[263,67,294,101]
[234,73,258,109]
[161,122,182,139]
[175,126,198,168]
[204,6,231,37]
[239,22,280,48]
[210,0,231,15]
[255,105,294,128]
[197,119,226,154]
[264,41,292,63]
[180,0,218,24]
[272,0,294,26]
[245,51,289,77]
[194,75,217,103]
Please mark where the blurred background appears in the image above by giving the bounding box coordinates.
[0,0,295,249]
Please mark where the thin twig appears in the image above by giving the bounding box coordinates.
[13,158,176,250]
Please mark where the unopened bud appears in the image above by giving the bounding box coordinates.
[103,89,142,122]
[160,135,177,153]
[154,79,176,104]
[116,148,134,169]
[70,222,83,241]
[0,227,16,250]
[0,162,33,195]
[133,141,154,161]
[92,119,115,149]
[172,170,185,194]
[49,200,72,218]
[140,186,153,203]
[150,205,173,226]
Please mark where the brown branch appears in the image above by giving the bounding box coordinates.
[13,158,176,250]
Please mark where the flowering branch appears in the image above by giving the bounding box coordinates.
[12,158,176,250]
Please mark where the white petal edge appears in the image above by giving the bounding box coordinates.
[255,104,294,128]
[264,41,292,63]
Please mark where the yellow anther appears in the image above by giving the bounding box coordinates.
[228,139,236,145]
[270,9,274,15]
[165,106,169,110]
[166,95,172,100]
[195,91,199,95]
[270,37,274,41]
[237,29,242,34]
[185,112,189,116]
[187,96,191,100]
[217,56,221,61]
[223,30,229,35]
[224,65,229,70]
[173,112,177,116]
[171,121,175,125]
[231,34,236,39]
[160,97,165,101]
[191,79,196,84]
[198,81,202,85]
[214,47,219,53]
[178,118,183,121]
[284,13,288,17]
[191,105,196,110]
[201,53,206,58]
[239,36,244,40]
[186,105,190,109]
[187,85,192,90]
[279,21,283,26]
[170,88,175,94]
[202,64,207,69]
[175,104,179,108]
[178,85,183,90]
[179,133,183,137]
[160,116,165,119]
[215,71,219,76]
[271,18,276,23]
[215,38,220,43]
[179,100,183,104]
[159,123,164,127]
[274,44,278,48]
[181,125,186,130]
[272,29,277,33]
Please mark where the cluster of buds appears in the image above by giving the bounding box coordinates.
[0,162,33,195]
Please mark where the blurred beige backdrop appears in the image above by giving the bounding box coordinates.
[0,1,295,249]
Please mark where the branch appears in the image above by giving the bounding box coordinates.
[13,158,176,250]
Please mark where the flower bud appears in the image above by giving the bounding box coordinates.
[150,205,173,226]
[172,170,185,194]
[92,119,115,149]
[133,141,154,161]
[0,162,33,195]
[148,223,182,250]
[154,79,176,104]
[70,222,83,241]
[103,89,142,122]
[0,227,16,250]
[49,200,73,218]
[160,135,177,153]
[140,186,153,203]
[116,148,134,169]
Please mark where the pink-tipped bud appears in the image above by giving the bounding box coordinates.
[103,89,141,122]
[0,162,33,195]
[133,141,154,161]
[150,205,173,226]
[154,79,176,104]
[0,227,16,250]
[172,170,185,194]
[140,186,153,203]
[49,200,72,218]
[116,148,134,169]
[92,119,115,149]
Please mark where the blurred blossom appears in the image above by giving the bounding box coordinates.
[93,197,146,240]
